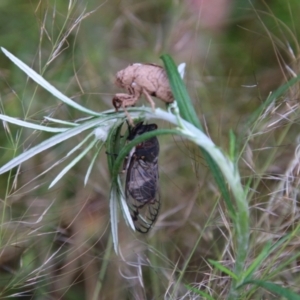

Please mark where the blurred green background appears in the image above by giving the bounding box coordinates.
[1,0,300,299]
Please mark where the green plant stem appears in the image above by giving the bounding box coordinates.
[153,109,249,298]
[127,108,249,297]
[92,234,113,300]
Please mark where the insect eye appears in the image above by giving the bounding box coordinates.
[149,124,157,130]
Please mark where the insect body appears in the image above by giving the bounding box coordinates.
[124,121,160,233]
[113,64,174,122]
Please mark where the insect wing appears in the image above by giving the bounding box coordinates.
[125,154,160,233]
[125,123,160,233]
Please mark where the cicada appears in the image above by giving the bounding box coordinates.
[112,63,174,124]
[113,63,174,111]
[124,121,160,233]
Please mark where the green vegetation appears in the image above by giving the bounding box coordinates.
[1,1,300,299]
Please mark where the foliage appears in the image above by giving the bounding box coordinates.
[1,1,300,299]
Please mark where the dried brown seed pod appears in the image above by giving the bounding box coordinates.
[112,63,174,122]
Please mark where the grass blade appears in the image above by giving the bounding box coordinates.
[0,117,107,175]
[185,285,215,300]
[1,47,101,116]
[161,54,201,129]
[238,280,300,300]
[208,259,238,280]
[49,138,97,188]
[84,142,105,185]
[110,187,119,254]
[0,114,70,132]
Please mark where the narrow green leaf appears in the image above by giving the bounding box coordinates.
[1,47,101,116]
[202,152,235,218]
[118,176,135,230]
[239,280,300,300]
[66,131,94,157]
[243,242,271,281]
[43,116,78,126]
[0,114,70,132]
[106,123,124,254]
[185,284,215,300]
[106,121,125,174]
[49,138,97,188]
[109,187,119,254]
[160,54,201,129]
[243,233,291,281]
[106,121,137,248]
[208,259,238,280]
[84,142,104,185]
[0,117,107,175]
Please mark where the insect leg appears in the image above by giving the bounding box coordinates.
[142,89,156,111]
